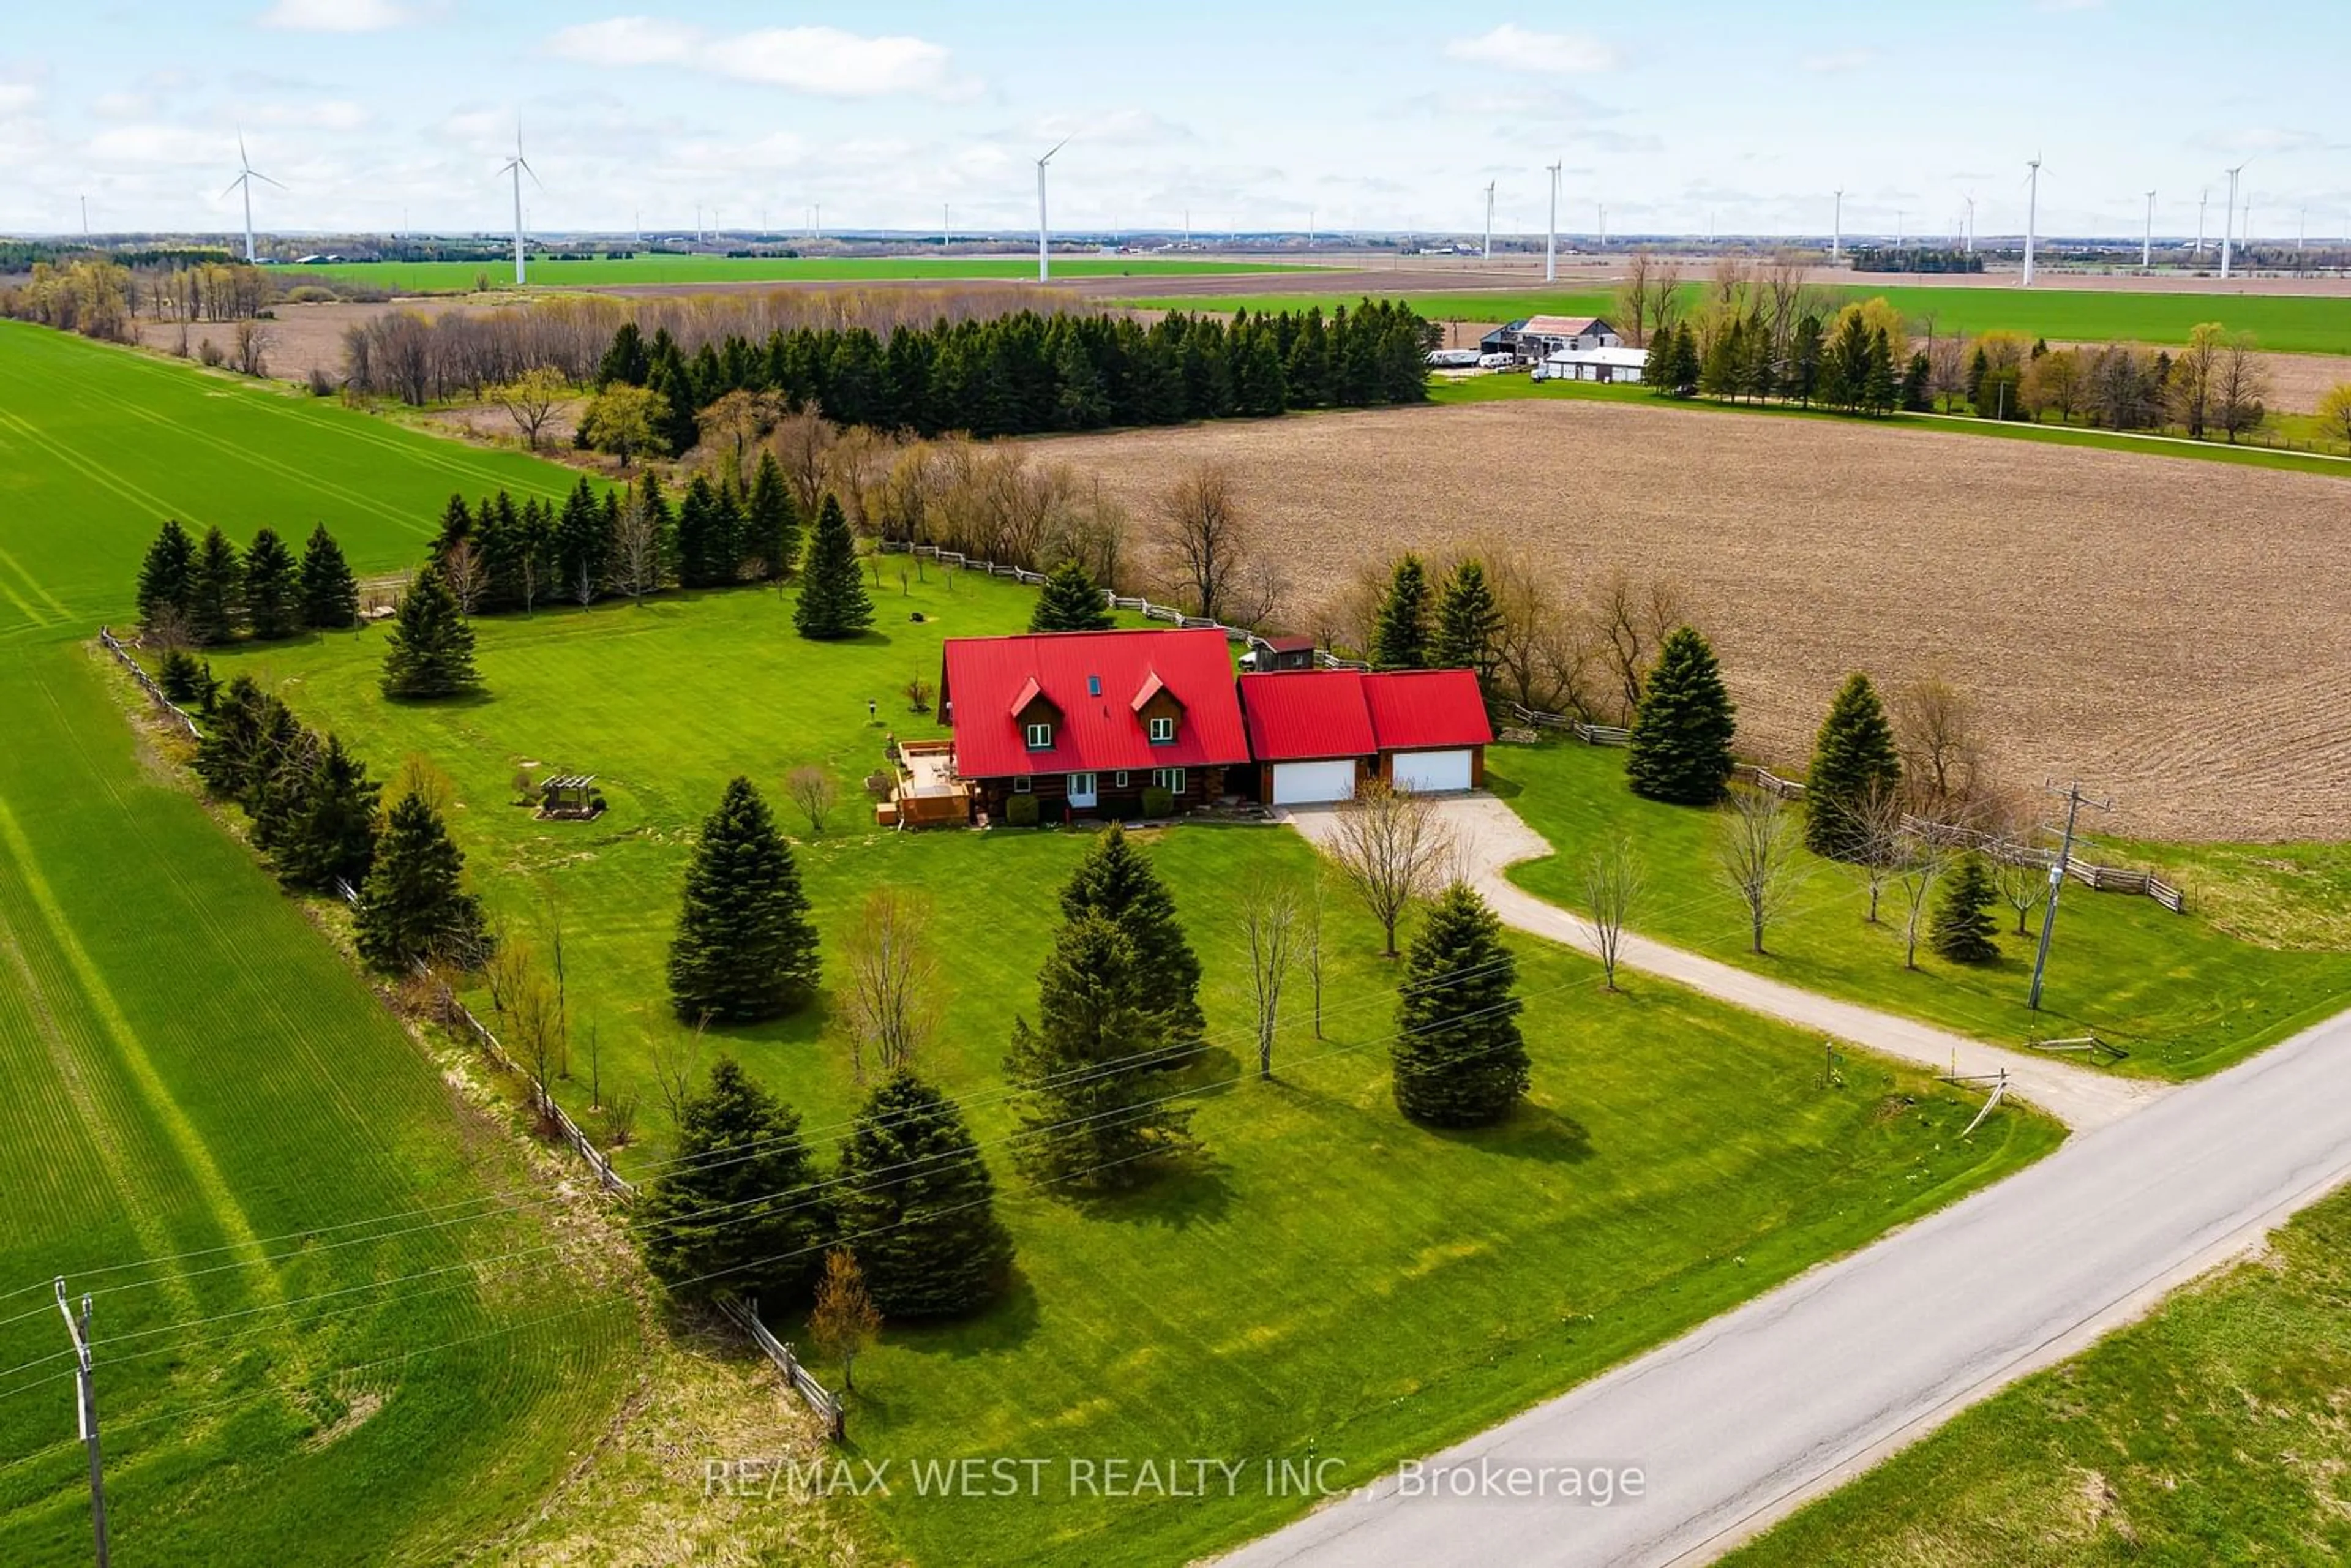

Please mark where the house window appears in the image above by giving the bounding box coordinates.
[1147,716,1177,744]
[1024,722,1054,751]
[1151,767,1185,795]
[1114,771,1130,788]
[1011,775,1033,794]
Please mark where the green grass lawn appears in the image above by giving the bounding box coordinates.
[1428,372,2351,477]
[304,255,1302,292]
[1723,1177,2351,1566]
[195,574,2061,1565]
[0,645,639,1566]
[1494,743,2351,1080]
[1122,282,2351,356]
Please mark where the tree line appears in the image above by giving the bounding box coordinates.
[582,301,1438,456]
[136,519,361,647]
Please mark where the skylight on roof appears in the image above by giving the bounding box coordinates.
[1088,675,1102,696]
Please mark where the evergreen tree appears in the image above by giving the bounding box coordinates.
[553,476,610,602]
[273,733,380,893]
[1390,883,1528,1127]
[1371,554,1433,670]
[1431,558,1503,680]
[596,320,651,388]
[792,495,874,640]
[1804,673,1904,861]
[1965,345,1990,408]
[1930,856,2002,964]
[192,675,273,799]
[1029,557,1114,632]
[242,527,300,640]
[1004,913,1194,1189]
[1059,824,1204,1051]
[1901,351,1933,412]
[666,776,819,1022]
[354,792,489,972]
[246,708,313,853]
[833,1071,1014,1318]
[1787,315,1824,406]
[298,524,360,629]
[636,1059,828,1305]
[1699,319,1741,399]
[135,519,196,629]
[1642,329,1678,392]
[156,648,216,708]
[746,451,798,580]
[673,474,729,588]
[380,562,481,699]
[1626,626,1738,806]
[186,525,244,645]
[1669,324,1702,398]
[432,493,474,560]
[1862,328,1899,415]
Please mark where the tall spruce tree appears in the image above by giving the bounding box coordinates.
[746,451,798,580]
[242,527,300,640]
[1670,326,1703,397]
[553,476,609,603]
[793,494,873,640]
[1804,673,1903,861]
[246,710,315,854]
[666,776,819,1022]
[274,733,380,893]
[380,562,481,699]
[1059,824,1204,1052]
[834,1071,1014,1318]
[1029,558,1115,632]
[1371,554,1433,669]
[673,475,729,589]
[135,519,197,629]
[636,1059,829,1305]
[1390,883,1528,1126]
[1930,856,2002,964]
[186,525,244,645]
[1005,913,1195,1189]
[1626,625,1738,806]
[298,524,360,629]
[1431,558,1503,680]
[354,792,489,972]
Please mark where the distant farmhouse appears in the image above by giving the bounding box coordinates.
[918,629,1491,825]
[1479,314,1623,362]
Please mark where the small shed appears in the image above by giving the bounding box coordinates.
[1243,634,1318,673]
[538,775,604,820]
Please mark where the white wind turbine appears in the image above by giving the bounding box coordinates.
[1543,160,1561,282]
[2142,190,2156,269]
[1831,188,1843,261]
[1482,181,1494,261]
[1964,192,1976,254]
[1036,135,1071,282]
[2221,163,2244,279]
[222,132,283,264]
[499,124,541,285]
[2021,154,2045,287]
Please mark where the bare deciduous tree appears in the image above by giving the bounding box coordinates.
[1891,675,1984,816]
[1152,462,1254,623]
[1716,788,1806,956]
[441,538,489,614]
[608,493,662,602]
[698,388,779,486]
[2214,334,2271,443]
[232,320,272,377]
[839,887,939,1081]
[1585,569,1690,724]
[1324,779,1452,958]
[770,410,839,518]
[650,1015,708,1130]
[786,764,838,836]
[489,366,570,451]
[1893,836,1960,971]
[1581,833,1641,991]
[509,969,568,1109]
[810,1248,882,1394]
[1241,879,1302,1078]
[1841,780,1911,925]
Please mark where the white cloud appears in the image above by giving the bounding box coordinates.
[548,17,961,98]
[2038,0,2105,10]
[258,0,411,32]
[93,91,151,119]
[1445,24,1618,76]
[1801,48,1878,73]
[0,82,39,114]
[89,124,223,167]
[252,99,367,130]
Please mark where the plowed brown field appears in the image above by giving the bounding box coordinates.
[1034,400,2351,841]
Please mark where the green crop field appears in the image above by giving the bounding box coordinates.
[1123,283,2351,356]
[188,572,2054,1564]
[301,254,1303,292]
[1496,743,2351,1081]
[1724,1177,2351,1566]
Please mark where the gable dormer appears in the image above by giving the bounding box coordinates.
[1131,671,1185,745]
[1012,676,1062,751]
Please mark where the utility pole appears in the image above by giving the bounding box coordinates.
[56,1280,108,1568]
[2028,781,2113,1011]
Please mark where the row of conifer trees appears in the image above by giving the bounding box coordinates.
[594,302,1439,449]
[135,520,361,644]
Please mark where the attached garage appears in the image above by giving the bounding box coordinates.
[1390,748,1474,793]
[1270,758,1359,805]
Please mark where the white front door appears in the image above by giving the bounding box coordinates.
[1067,772,1098,808]
[1391,749,1473,793]
[1271,759,1357,806]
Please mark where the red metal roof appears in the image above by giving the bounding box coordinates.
[1239,670,1377,762]
[1240,668,1491,760]
[943,629,1249,779]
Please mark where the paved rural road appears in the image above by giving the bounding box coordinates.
[1237,800,2351,1566]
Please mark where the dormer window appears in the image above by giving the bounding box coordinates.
[1147,716,1176,744]
[1026,722,1054,751]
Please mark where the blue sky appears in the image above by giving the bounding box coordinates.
[2,1,2345,241]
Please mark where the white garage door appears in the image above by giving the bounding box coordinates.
[1271,759,1358,806]
[1391,749,1473,793]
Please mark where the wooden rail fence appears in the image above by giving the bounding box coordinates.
[98,626,203,741]
[1504,701,1626,745]
[719,1295,846,1441]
